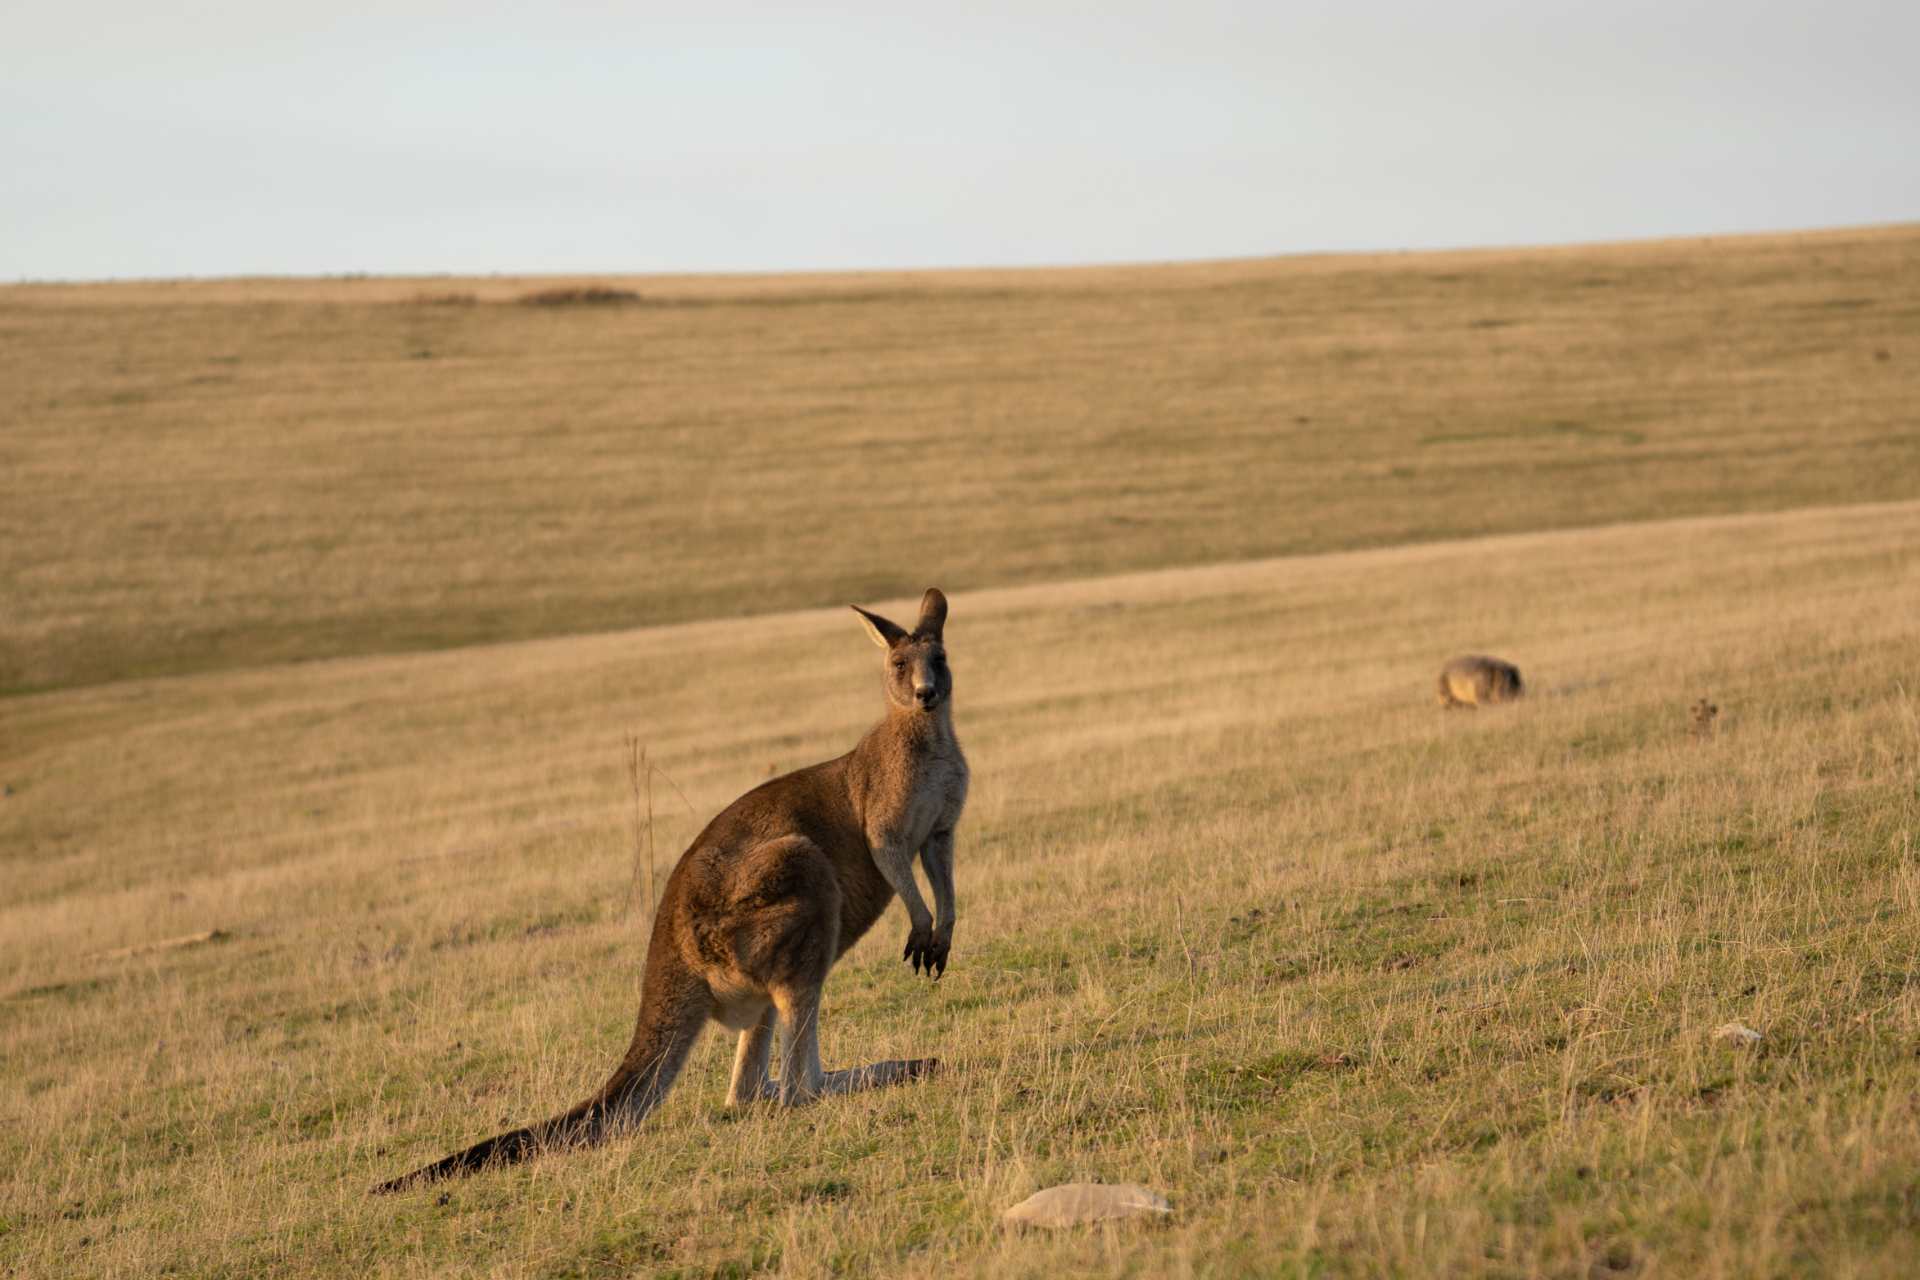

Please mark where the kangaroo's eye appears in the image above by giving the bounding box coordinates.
[891,657,906,671]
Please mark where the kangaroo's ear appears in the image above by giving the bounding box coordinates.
[915,588,948,640]
[851,605,907,648]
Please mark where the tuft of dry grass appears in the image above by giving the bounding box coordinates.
[3,225,1917,695]
[515,285,644,307]
[4,502,1918,1277]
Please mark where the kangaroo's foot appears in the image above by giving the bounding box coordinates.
[770,1057,937,1105]
[819,1057,940,1096]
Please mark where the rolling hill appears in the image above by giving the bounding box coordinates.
[3,227,1918,1277]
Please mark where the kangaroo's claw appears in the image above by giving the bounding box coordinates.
[905,926,945,977]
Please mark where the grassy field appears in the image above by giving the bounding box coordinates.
[4,228,1919,1277]
[4,225,1918,695]
[5,496,1920,1277]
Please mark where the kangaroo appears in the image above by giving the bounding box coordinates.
[373,588,968,1194]
[1437,654,1524,709]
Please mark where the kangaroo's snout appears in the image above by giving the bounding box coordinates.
[915,686,940,710]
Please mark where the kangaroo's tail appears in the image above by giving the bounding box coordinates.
[371,947,709,1195]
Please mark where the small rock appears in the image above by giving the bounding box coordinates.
[1002,1183,1171,1228]
[1713,1022,1763,1046]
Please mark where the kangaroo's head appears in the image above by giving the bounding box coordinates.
[852,588,951,714]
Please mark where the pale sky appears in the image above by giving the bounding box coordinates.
[4,1,1915,281]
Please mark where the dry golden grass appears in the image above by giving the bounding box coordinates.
[4,226,1917,694]
[5,500,1918,1277]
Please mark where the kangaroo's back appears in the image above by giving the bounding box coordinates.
[679,751,897,959]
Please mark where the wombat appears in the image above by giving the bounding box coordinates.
[1437,655,1524,708]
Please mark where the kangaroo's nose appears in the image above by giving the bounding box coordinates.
[915,687,938,708]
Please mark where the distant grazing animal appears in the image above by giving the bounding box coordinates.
[374,589,968,1193]
[1437,655,1524,708]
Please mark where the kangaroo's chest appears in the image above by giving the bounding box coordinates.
[868,741,968,846]
[904,751,968,838]
[833,737,967,953]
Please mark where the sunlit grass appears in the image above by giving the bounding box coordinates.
[4,502,1918,1276]
[3,226,1917,694]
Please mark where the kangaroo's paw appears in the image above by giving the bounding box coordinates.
[903,927,950,978]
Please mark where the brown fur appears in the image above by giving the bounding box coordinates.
[1437,654,1525,708]
[373,589,968,1193]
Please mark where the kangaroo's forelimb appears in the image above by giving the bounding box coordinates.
[871,835,941,977]
[920,827,957,978]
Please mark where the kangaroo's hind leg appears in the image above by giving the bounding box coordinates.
[767,979,940,1101]
[726,1006,775,1106]
[730,834,942,1104]
[768,980,938,1099]
[722,834,840,1105]
[771,981,828,1104]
